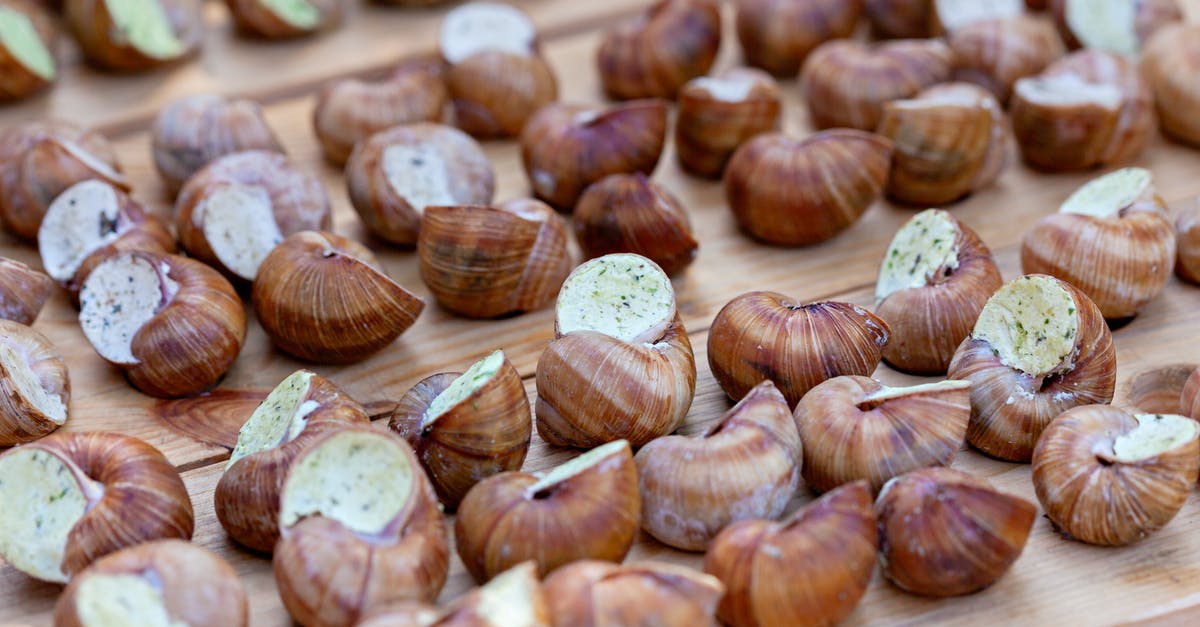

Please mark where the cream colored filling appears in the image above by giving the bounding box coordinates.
[972,276,1079,377]
[228,370,316,468]
[104,0,184,59]
[197,182,283,281]
[422,350,504,428]
[439,2,535,64]
[39,180,125,282]
[1111,414,1200,462]
[0,448,88,583]
[934,0,1023,31]
[0,7,55,79]
[476,562,540,626]
[1015,73,1123,110]
[555,254,675,344]
[527,440,627,495]
[876,209,961,303]
[1066,0,1140,56]
[261,0,320,29]
[1060,167,1153,219]
[0,343,66,424]
[280,431,415,535]
[382,144,455,213]
[79,254,178,366]
[861,379,972,405]
[690,74,756,103]
[75,574,184,627]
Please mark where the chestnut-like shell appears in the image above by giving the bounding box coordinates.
[418,202,573,319]
[314,60,452,165]
[0,257,53,325]
[215,373,369,552]
[253,231,425,364]
[0,0,57,101]
[795,377,970,493]
[520,100,668,212]
[596,0,721,100]
[454,441,641,581]
[447,50,558,139]
[878,82,1009,206]
[346,123,495,246]
[0,320,69,446]
[5,432,194,578]
[274,428,450,627]
[704,481,877,627]
[1183,366,1200,419]
[65,0,202,72]
[948,16,1065,103]
[1032,405,1200,546]
[736,0,862,77]
[152,94,284,194]
[724,130,893,246]
[1021,192,1174,320]
[573,173,698,275]
[536,315,696,449]
[799,38,954,131]
[875,467,1036,597]
[357,562,550,627]
[1141,24,1200,148]
[707,292,890,408]
[542,560,724,627]
[175,151,331,279]
[0,120,127,240]
[54,539,248,627]
[876,211,1003,374]
[948,277,1115,462]
[635,381,802,551]
[1012,49,1154,171]
[675,68,782,179]
[225,0,344,39]
[1176,198,1200,284]
[389,355,532,510]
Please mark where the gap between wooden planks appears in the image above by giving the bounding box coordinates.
[5,2,1200,626]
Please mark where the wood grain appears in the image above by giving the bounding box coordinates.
[4,1,1200,625]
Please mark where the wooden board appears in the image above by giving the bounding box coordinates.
[4,1,1200,625]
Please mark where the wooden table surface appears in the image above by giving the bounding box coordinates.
[4,1,1200,625]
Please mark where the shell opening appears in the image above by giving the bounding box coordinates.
[555,253,675,344]
[197,183,284,281]
[279,430,415,536]
[104,0,184,59]
[876,209,962,302]
[1014,73,1123,110]
[382,144,455,214]
[689,73,757,103]
[1110,414,1199,462]
[260,0,321,29]
[0,6,55,79]
[422,350,505,428]
[0,448,88,583]
[79,253,179,366]
[1064,0,1140,56]
[75,573,180,627]
[972,276,1079,377]
[0,343,66,425]
[857,379,972,411]
[439,2,535,64]
[933,0,1023,31]
[527,440,628,497]
[38,180,126,282]
[1059,168,1153,219]
[228,370,319,468]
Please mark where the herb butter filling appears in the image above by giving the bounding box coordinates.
[228,370,317,468]
[972,276,1078,377]
[422,349,504,428]
[262,0,321,29]
[555,253,675,344]
[526,439,627,495]
[38,180,126,283]
[105,0,184,60]
[75,573,183,627]
[439,2,535,64]
[279,431,414,535]
[79,254,179,366]
[382,144,455,213]
[1065,0,1139,56]
[0,7,55,80]
[875,209,960,303]
[1059,167,1152,219]
[197,183,283,281]
[1111,414,1200,462]
[0,448,87,583]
